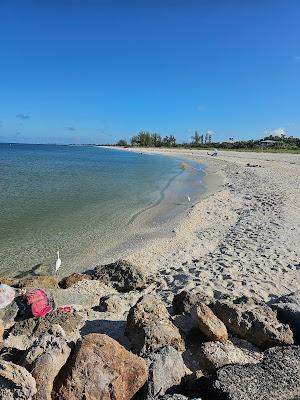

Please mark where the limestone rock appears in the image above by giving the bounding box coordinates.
[59,273,91,289]
[92,259,150,292]
[172,288,212,314]
[126,294,185,356]
[270,290,300,342]
[18,275,58,288]
[161,395,188,400]
[24,328,71,400]
[146,346,187,397]
[0,360,37,399]
[214,345,300,400]
[6,310,84,350]
[200,337,263,372]
[191,304,228,342]
[212,297,294,348]
[0,319,4,341]
[55,333,148,400]
[0,301,19,329]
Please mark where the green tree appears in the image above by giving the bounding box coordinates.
[191,131,201,145]
[117,139,128,146]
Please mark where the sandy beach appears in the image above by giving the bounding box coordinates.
[110,147,300,305]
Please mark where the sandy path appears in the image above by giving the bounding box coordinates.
[114,148,300,305]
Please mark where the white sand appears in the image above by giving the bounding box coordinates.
[112,148,300,305]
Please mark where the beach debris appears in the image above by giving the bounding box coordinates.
[55,333,148,400]
[126,294,185,356]
[0,284,15,309]
[214,345,300,400]
[59,272,91,289]
[173,288,213,315]
[92,259,151,292]
[0,360,37,400]
[145,346,187,398]
[212,296,294,348]
[23,288,52,318]
[269,290,300,342]
[55,251,61,273]
[191,303,228,343]
[199,337,263,372]
[23,328,71,400]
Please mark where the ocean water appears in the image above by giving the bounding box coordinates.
[0,144,206,276]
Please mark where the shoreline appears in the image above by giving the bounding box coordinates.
[103,147,300,304]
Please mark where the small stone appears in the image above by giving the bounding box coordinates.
[191,304,228,342]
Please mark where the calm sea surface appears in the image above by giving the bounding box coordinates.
[0,144,205,276]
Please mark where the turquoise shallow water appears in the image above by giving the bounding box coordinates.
[0,144,205,276]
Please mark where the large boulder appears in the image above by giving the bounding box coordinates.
[55,333,148,400]
[23,327,71,400]
[0,360,37,399]
[172,288,213,314]
[59,273,91,289]
[6,310,84,350]
[270,290,300,342]
[92,259,150,292]
[146,346,187,397]
[191,304,228,342]
[214,345,300,400]
[126,294,185,356]
[200,337,263,372]
[212,297,293,348]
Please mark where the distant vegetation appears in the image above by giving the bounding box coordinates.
[114,131,300,152]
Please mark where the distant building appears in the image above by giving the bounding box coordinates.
[260,140,279,148]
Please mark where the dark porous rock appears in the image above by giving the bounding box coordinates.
[146,346,187,398]
[191,303,228,342]
[214,345,300,400]
[172,288,213,315]
[200,337,263,372]
[184,373,221,400]
[55,333,147,400]
[126,294,185,356]
[269,290,300,342]
[6,310,84,350]
[59,273,92,289]
[0,300,19,329]
[23,327,71,400]
[212,297,294,348]
[0,360,37,399]
[92,259,151,292]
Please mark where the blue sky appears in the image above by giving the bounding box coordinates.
[0,0,299,144]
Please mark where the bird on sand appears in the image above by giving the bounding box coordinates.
[187,195,191,202]
[55,251,61,273]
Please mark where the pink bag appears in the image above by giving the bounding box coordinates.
[25,288,52,317]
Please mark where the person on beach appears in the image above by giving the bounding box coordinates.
[207,148,218,156]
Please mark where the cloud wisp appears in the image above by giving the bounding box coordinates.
[67,127,76,131]
[16,113,30,119]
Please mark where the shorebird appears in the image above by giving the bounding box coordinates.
[187,195,191,202]
[55,251,61,273]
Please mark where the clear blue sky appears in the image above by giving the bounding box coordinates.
[0,0,299,144]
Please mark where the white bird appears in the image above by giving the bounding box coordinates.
[55,251,61,273]
[187,195,191,202]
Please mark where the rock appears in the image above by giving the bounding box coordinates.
[23,328,71,400]
[214,345,300,400]
[18,275,59,288]
[0,276,19,286]
[92,259,150,292]
[270,290,300,342]
[212,297,294,348]
[55,333,147,400]
[200,337,263,372]
[161,395,188,400]
[47,287,99,308]
[191,304,228,342]
[126,294,185,356]
[0,360,37,399]
[59,273,91,289]
[173,288,213,314]
[0,319,4,341]
[6,310,84,350]
[146,346,187,397]
[0,300,19,329]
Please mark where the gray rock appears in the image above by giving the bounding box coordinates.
[126,294,185,356]
[146,346,187,397]
[212,297,294,348]
[172,288,213,314]
[23,327,71,400]
[161,395,188,400]
[0,360,37,399]
[214,345,300,400]
[0,300,19,329]
[92,259,151,292]
[200,337,263,372]
[270,290,300,342]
